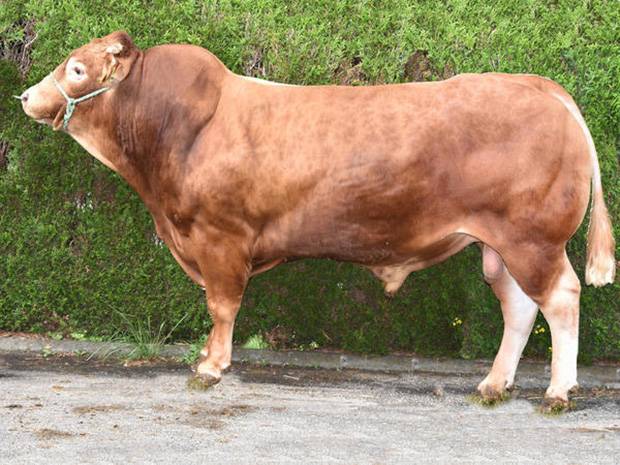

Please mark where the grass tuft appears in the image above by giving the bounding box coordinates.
[241,333,270,350]
[115,311,187,361]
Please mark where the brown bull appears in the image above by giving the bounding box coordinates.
[19,32,615,410]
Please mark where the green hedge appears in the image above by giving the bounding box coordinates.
[1,0,618,361]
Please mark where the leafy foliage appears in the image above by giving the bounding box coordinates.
[1,0,618,360]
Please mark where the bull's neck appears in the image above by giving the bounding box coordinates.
[72,46,227,213]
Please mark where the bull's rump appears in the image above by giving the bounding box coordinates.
[245,73,592,266]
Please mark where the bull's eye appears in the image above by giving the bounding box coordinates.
[66,59,87,81]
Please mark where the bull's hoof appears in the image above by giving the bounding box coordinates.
[540,384,578,414]
[475,384,512,407]
[540,396,575,415]
[187,373,221,391]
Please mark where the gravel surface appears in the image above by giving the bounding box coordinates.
[1,352,619,464]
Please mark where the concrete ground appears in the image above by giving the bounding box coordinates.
[1,350,619,464]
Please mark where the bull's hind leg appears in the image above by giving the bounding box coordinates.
[537,254,581,409]
[495,247,581,410]
[477,245,538,401]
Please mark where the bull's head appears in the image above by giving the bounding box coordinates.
[18,31,138,132]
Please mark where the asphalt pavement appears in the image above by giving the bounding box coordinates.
[1,350,619,464]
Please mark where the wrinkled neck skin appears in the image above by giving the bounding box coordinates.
[68,45,226,213]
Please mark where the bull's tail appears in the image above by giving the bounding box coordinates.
[552,92,616,286]
[581,121,616,287]
[585,172,616,287]
[570,105,616,286]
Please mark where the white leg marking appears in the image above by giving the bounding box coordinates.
[540,258,580,401]
[495,272,538,387]
[479,268,538,394]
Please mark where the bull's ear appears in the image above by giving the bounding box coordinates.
[99,31,137,83]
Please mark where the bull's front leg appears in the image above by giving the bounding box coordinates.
[189,244,250,389]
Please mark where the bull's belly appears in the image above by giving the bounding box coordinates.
[252,225,476,294]
[253,214,477,274]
